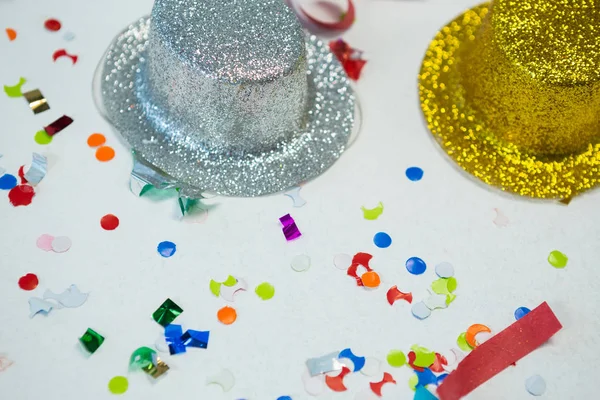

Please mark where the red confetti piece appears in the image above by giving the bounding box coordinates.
[8,185,35,206]
[407,351,425,372]
[100,214,119,230]
[329,39,367,81]
[369,372,396,396]
[52,49,78,65]
[18,273,39,291]
[44,115,73,136]
[437,302,562,400]
[430,353,448,373]
[301,0,355,31]
[387,285,413,305]
[325,366,350,392]
[352,252,372,268]
[44,19,62,32]
[17,165,28,184]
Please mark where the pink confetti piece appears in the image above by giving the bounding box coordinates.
[493,208,509,227]
[36,234,55,252]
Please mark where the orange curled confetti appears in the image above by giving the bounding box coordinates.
[465,324,491,348]
[87,133,106,147]
[5,28,17,41]
[217,306,237,325]
[361,271,380,288]
[95,146,115,162]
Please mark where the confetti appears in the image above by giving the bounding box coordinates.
[5,28,16,41]
[3,77,26,97]
[130,347,157,369]
[387,286,413,305]
[279,213,301,241]
[63,32,75,41]
[152,298,183,327]
[411,301,431,320]
[255,282,275,300]
[51,236,72,253]
[431,277,457,295]
[23,89,50,114]
[465,324,491,348]
[217,306,237,325]
[220,277,248,302]
[18,273,38,291]
[0,355,14,372]
[414,368,437,387]
[325,366,350,392]
[277,397,292,400]
[44,115,73,136]
[96,146,115,162]
[407,351,424,372]
[165,324,186,355]
[79,328,105,354]
[44,19,62,31]
[0,174,17,190]
[302,369,327,396]
[18,166,28,184]
[361,202,384,220]
[157,241,177,258]
[284,186,306,207]
[548,250,568,268]
[52,49,78,64]
[338,348,365,372]
[411,345,436,368]
[493,208,509,227]
[23,153,47,185]
[108,376,128,395]
[330,39,367,80]
[360,357,382,377]
[8,184,35,206]
[36,234,54,251]
[301,0,355,31]
[181,329,210,349]
[347,263,372,286]
[414,386,438,400]
[291,254,311,272]
[306,352,343,376]
[525,375,546,396]
[386,350,406,367]
[424,293,449,310]
[206,369,235,392]
[515,307,531,320]
[34,130,53,145]
[437,302,562,400]
[435,262,454,278]
[87,133,106,147]
[143,356,169,378]
[405,167,424,181]
[406,257,427,275]
[43,285,88,308]
[100,214,119,230]
[333,253,352,270]
[28,297,56,318]
[431,353,449,373]
[369,372,396,396]
[373,232,392,248]
[456,332,473,352]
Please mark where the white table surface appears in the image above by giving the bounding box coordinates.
[1,0,599,399]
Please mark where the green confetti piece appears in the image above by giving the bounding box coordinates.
[548,250,568,268]
[34,130,52,145]
[209,279,221,297]
[457,332,473,352]
[386,350,406,367]
[79,328,105,354]
[361,202,384,220]
[447,277,458,292]
[152,298,183,326]
[411,345,436,368]
[445,293,457,305]
[4,77,26,98]
[431,278,450,295]
[222,275,237,287]
[408,374,419,391]
[255,282,275,300]
[129,346,156,369]
[108,376,128,395]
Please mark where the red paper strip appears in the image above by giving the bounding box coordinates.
[44,115,73,136]
[301,0,355,31]
[437,302,562,400]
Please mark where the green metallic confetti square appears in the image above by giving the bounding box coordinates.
[152,298,183,327]
[79,328,105,354]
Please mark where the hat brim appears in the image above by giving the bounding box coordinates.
[94,17,356,197]
[418,3,600,199]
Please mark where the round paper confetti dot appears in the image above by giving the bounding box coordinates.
[548,250,568,268]
[291,254,311,272]
[255,282,275,300]
[96,146,115,162]
[63,32,75,41]
[157,241,177,258]
[373,232,392,248]
[525,375,546,396]
[405,167,424,181]
[408,374,419,390]
[108,376,128,395]
[18,273,39,291]
[411,301,431,320]
[277,397,292,400]
[8,184,34,206]
[217,306,237,325]
[456,332,473,352]
[100,214,119,230]
[360,357,381,377]
[0,174,17,190]
[333,253,352,270]
[44,19,62,31]
[34,130,53,145]
[435,262,454,278]
[36,234,55,251]
[51,236,72,253]
[406,257,427,275]
[386,350,406,367]
[361,271,381,288]
[514,307,531,320]
[303,373,326,396]
[87,133,106,147]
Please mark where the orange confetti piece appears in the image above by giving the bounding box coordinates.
[217,306,237,325]
[465,324,491,348]
[95,146,115,162]
[361,271,381,288]
[5,28,16,41]
[87,133,106,147]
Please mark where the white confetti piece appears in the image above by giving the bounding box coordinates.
[291,254,311,272]
[28,297,56,318]
[302,369,326,396]
[51,236,72,253]
[359,357,381,377]
[284,186,307,207]
[493,208,509,227]
[424,293,449,310]
[219,277,247,302]
[411,301,432,320]
[333,253,352,270]
[525,375,546,396]
[155,335,169,353]
[435,262,454,278]
[43,285,88,308]
[206,369,235,392]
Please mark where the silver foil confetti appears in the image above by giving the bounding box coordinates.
[24,153,47,185]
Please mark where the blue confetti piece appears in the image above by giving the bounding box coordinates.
[373,232,392,248]
[165,324,186,355]
[0,174,17,190]
[181,329,210,349]
[338,348,365,372]
[436,373,448,385]
[415,368,437,387]
[157,241,177,257]
[277,397,292,400]
[414,386,438,400]
[406,167,424,182]
[406,257,427,275]
[514,306,531,320]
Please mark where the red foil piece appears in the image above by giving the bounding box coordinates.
[8,184,35,206]
[437,302,562,400]
[369,372,396,396]
[18,273,39,291]
[387,286,413,305]
[329,39,367,81]
[325,366,350,392]
[44,115,73,136]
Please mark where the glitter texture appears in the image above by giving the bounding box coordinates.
[95,0,355,197]
[419,1,600,199]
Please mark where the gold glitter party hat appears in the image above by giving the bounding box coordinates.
[419,0,600,199]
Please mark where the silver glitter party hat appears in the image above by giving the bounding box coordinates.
[94,0,355,197]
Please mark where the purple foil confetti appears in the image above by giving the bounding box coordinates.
[279,213,301,241]
[44,115,73,136]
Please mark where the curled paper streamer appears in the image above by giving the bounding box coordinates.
[24,153,47,185]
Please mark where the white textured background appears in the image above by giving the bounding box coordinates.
[1,0,599,399]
